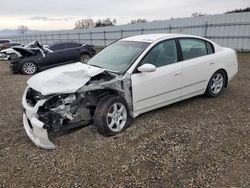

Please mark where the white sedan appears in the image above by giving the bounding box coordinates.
[22,34,238,149]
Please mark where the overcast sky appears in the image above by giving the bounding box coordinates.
[0,0,249,30]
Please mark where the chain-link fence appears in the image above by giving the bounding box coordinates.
[1,12,250,51]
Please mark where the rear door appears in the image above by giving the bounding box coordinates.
[177,38,216,98]
[61,43,82,62]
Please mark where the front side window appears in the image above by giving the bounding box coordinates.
[140,40,178,67]
[179,38,208,60]
[49,44,63,51]
[88,41,150,73]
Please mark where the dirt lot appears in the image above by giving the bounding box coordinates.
[0,54,249,188]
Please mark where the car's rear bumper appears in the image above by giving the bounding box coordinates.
[22,87,56,149]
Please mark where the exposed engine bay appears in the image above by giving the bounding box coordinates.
[24,67,133,136]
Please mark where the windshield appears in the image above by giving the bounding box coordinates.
[87,41,150,73]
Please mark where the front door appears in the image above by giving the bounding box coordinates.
[131,39,182,115]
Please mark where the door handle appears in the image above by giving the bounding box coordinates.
[209,62,215,65]
[174,71,182,76]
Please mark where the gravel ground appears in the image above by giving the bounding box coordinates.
[0,53,249,188]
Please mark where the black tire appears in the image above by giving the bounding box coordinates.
[21,62,38,75]
[94,95,131,136]
[80,53,91,63]
[205,70,226,98]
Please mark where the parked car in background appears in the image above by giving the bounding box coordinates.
[10,41,96,75]
[0,42,23,60]
[21,34,238,149]
[0,39,11,51]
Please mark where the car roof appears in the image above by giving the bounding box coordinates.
[50,41,83,45]
[121,33,204,43]
[0,39,11,42]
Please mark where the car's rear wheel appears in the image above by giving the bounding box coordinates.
[80,53,91,63]
[205,70,226,97]
[94,95,131,136]
[21,62,38,75]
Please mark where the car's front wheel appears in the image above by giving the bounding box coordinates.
[80,53,91,63]
[94,95,131,136]
[21,62,38,75]
[205,70,226,97]
[9,53,18,61]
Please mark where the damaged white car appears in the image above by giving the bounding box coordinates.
[22,34,238,149]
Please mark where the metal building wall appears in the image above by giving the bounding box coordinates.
[2,12,250,51]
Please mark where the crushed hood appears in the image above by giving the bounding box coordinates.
[27,62,105,95]
[12,47,36,56]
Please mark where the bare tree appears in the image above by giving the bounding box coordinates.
[18,25,28,34]
[192,12,206,17]
[225,7,250,14]
[74,19,95,29]
[95,18,116,27]
[130,19,148,24]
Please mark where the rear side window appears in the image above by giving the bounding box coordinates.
[206,42,214,54]
[63,43,82,49]
[179,38,208,60]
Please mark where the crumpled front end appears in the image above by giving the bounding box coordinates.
[22,87,98,149]
[22,87,56,149]
[22,63,133,149]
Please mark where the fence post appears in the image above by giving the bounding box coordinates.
[204,21,208,38]
[121,29,123,38]
[52,33,54,43]
[141,28,144,34]
[104,30,106,47]
[45,34,48,45]
[22,35,25,44]
[90,31,92,45]
[78,32,80,42]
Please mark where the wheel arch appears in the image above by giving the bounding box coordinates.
[216,68,228,88]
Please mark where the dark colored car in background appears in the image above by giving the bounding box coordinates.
[0,39,11,51]
[10,41,96,75]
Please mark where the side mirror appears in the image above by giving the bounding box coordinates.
[137,64,156,73]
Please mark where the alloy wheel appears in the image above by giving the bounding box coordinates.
[22,62,36,75]
[106,102,127,132]
[211,73,224,94]
[80,54,91,63]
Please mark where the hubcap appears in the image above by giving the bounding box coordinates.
[211,73,224,94]
[23,62,36,74]
[80,55,90,63]
[106,103,127,132]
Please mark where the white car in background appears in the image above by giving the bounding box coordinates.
[0,42,49,61]
[22,34,238,149]
[0,42,23,60]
